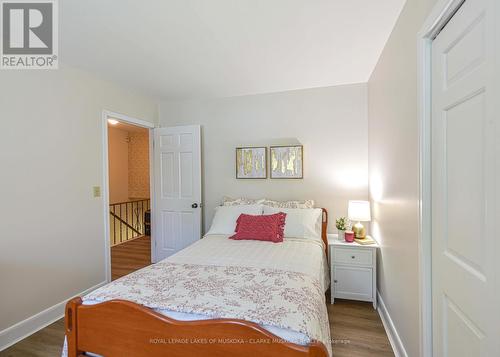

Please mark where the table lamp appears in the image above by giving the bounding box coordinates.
[348,200,371,239]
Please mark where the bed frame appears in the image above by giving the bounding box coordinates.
[65,208,329,357]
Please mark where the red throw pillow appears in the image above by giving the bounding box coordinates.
[230,213,286,243]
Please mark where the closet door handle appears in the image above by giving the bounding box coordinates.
[191,203,198,209]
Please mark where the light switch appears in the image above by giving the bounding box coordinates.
[93,186,101,198]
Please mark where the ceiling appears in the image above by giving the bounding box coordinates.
[61,0,405,100]
[108,120,149,134]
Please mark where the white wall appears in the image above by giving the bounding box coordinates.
[0,64,157,342]
[108,127,130,204]
[367,0,438,356]
[160,84,368,233]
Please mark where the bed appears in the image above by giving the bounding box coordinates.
[64,206,331,357]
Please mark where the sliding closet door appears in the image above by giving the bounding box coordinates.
[153,125,202,262]
[431,0,499,356]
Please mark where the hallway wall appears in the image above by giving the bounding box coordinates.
[108,127,130,204]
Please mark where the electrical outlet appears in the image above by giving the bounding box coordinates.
[93,186,101,198]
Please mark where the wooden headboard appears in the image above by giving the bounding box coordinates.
[321,208,328,256]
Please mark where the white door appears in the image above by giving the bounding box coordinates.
[431,0,500,356]
[153,125,202,262]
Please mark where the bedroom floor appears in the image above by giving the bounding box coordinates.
[328,298,394,357]
[1,237,393,356]
[0,299,393,357]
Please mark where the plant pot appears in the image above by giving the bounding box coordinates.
[338,230,345,241]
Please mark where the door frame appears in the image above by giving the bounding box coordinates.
[101,110,155,282]
[417,0,465,355]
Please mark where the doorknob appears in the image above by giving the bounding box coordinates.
[191,203,198,208]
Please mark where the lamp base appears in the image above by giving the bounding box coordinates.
[352,222,366,239]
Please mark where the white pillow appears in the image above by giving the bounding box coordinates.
[222,196,265,206]
[207,204,264,235]
[261,199,314,209]
[263,206,322,240]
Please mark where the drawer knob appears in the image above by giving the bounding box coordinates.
[351,255,355,259]
[333,280,338,283]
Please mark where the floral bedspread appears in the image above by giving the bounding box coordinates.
[83,261,331,355]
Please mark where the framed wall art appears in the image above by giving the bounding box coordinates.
[270,145,303,179]
[235,147,267,179]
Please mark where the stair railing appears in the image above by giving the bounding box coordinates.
[109,199,150,246]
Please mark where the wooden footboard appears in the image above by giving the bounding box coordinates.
[65,297,328,357]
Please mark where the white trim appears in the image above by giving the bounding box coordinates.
[101,110,155,281]
[416,1,464,356]
[149,128,157,263]
[103,110,155,129]
[0,281,106,351]
[101,112,112,282]
[416,29,434,357]
[377,291,408,357]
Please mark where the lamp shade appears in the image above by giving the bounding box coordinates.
[348,200,371,222]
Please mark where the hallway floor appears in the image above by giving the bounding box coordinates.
[111,235,151,280]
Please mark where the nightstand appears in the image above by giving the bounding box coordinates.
[328,234,379,309]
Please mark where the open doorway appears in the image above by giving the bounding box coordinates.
[103,111,154,281]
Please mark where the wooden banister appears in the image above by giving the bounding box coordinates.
[110,211,141,235]
[109,199,150,246]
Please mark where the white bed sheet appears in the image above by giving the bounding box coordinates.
[167,234,330,292]
[72,234,330,354]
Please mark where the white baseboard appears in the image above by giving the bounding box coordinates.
[377,291,409,357]
[0,281,107,351]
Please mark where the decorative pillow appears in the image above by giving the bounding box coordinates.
[207,205,264,235]
[230,213,286,243]
[222,196,265,206]
[262,199,315,209]
[222,197,314,209]
[263,206,322,241]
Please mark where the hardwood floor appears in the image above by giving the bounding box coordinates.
[111,235,152,280]
[0,319,65,357]
[1,238,393,356]
[328,298,394,357]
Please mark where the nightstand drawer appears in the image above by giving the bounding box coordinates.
[333,247,373,266]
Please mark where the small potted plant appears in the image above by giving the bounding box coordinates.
[335,217,350,241]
